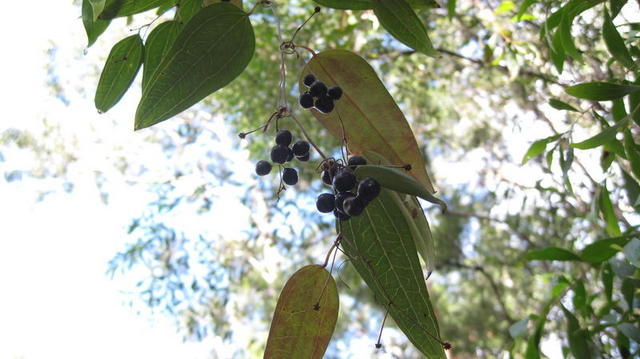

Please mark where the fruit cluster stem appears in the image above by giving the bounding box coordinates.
[291,114,327,160]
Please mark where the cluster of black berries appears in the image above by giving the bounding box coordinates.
[299,74,342,114]
[255,129,311,186]
[316,156,380,221]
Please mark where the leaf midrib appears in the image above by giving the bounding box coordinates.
[99,36,141,109]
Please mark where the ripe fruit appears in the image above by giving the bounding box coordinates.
[275,129,292,146]
[332,170,357,192]
[357,177,381,202]
[334,191,356,213]
[282,168,298,185]
[299,92,314,109]
[303,74,316,87]
[286,147,294,162]
[296,152,310,162]
[292,140,310,157]
[270,144,289,164]
[314,95,334,114]
[321,171,333,186]
[327,86,342,100]
[255,160,272,176]
[309,80,328,97]
[333,209,350,221]
[316,193,336,213]
[347,156,367,168]
[343,196,365,217]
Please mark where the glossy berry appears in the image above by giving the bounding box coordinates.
[357,177,381,202]
[334,209,350,221]
[282,168,298,185]
[292,140,310,157]
[270,144,289,164]
[255,160,272,176]
[343,196,366,217]
[286,148,294,162]
[334,191,356,213]
[316,193,336,213]
[332,170,357,192]
[309,80,328,97]
[327,86,343,100]
[275,129,292,146]
[303,74,316,87]
[299,92,314,109]
[314,95,334,114]
[296,152,310,162]
[321,170,333,186]
[347,156,367,168]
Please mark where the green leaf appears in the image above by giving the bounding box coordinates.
[629,81,640,126]
[142,21,180,90]
[618,323,640,343]
[622,169,640,209]
[526,277,569,359]
[525,247,581,261]
[599,185,622,237]
[302,50,436,192]
[82,0,111,47]
[602,262,614,302]
[621,278,634,310]
[521,134,562,164]
[509,318,529,339]
[561,304,593,359]
[264,265,338,359]
[135,3,255,130]
[610,0,628,18]
[495,1,515,14]
[447,0,456,19]
[571,118,629,150]
[88,0,106,21]
[559,145,574,194]
[354,165,446,211]
[175,0,202,26]
[549,98,579,112]
[372,0,438,57]
[312,0,373,9]
[623,130,640,180]
[516,0,536,21]
[340,189,446,358]
[572,279,587,315]
[99,0,168,19]
[558,11,581,61]
[603,8,635,69]
[623,238,640,267]
[580,234,636,263]
[566,82,640,101]
[550,28,565,73]
[94,34,144,113]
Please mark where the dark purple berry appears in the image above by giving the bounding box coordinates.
[255,160,272,176]
[335,191,356,213]
[299,92,314,109]
[275,129,292,146]
[357,177,381,202]
[334,209,350,221]
[303,74,316,87]
[316,193,336,213]
[270,144,289,164]
[309,80,328,97]
[321,170,333,186]
[327,86,342,100]
[347,156,367,168]
[292,140,310,157]
[296,152,310,162]
[282,168,298,185]
[314,95,334,114]
[286,147,294,162]
[343,196,366,217]
[332,170,357,192]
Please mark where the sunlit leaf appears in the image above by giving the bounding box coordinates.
[94,34,144,113]
[264,265,338,359]
[561,304,593,358]
[135,3,255,130]
[88,0,106,21]
[516,0,536,21]
[580,234,636,263]
[603,8,635,69]
[372,0,438,56]
[549,98,579,112]
[142,21,180,90]
[302,49,436,192]
[623,238,640,268]
[525,247,581,261]
[566,82,640,101]
[82,0,111,47]
[99,0,167,19]
[521,134,561,164]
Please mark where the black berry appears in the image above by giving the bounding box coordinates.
[255,160,272,176]
[275,129,292,146]
[357,177,381,202]
[270,144,289,164]
[347,156,367,168]
[327,86,342,100]
[296,152,310,162]
[335,191,356,213]
[314,95,334,114]
[299,92,314,109]
[332,170,357,192]
[292,140,310,156]
[334,209,350,221]
[282,168,298,185]
[316,193,336,213]
[286,147,294,162]
[321,170,333,186]
[309,80,328,97]
[303,74,316,87]
[343,196,366,217]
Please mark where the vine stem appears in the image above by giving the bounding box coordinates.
[295,44,317,57]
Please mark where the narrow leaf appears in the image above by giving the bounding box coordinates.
[142,21,180,90]
[599,185,622,237]
[550,28,565,73]
[603,8,635,69]
[82,0,111,47]
[559,145,574,194]
[525,247,581,261]
[135,3,255,130]
[572,280,587,315]
[566,82,640,101]
[623,238,640,267]
[99,0,168,19]
[581,234,635,263]
[621,278,634,310]
[603,262,614,302]
[312,0,373,9]
[571,118,628,149]
[623,130,640,180]
[629,82,640,125]
[549,98,579,112]
[94,34,144,113]
[610,0,628,18]
[618,323,640,343]
[264,265,338,359]
[303,50,435,192]
[622,169,640,209]
[516,0,536,21]
[372,0,438,57]
[447,0,456,19]
[522,134,562,164]
[561,304,593,358]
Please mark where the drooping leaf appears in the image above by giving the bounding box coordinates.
[302,50,435,192]
[264,265,338,359]
[99,0,168,19]
[135,3,255,130]
[623,238,640,267]
[525,247,581,261]
[603,8,635,69]
[610,0,628,18]
[94,34,144,113]
[561,304,593,358]
[142,21,180,90]
[549,98,579,112]
[372,0,438,57]
[82,0,111,47]
[550,28,565,73]
[566,82,640,101]
[516,0,536,21]
[340,189,446,358]
[572,279,587,315]
[599,185,622,237]
[571,117,629,150]
[580,234,636,263]
[521,134,562,164]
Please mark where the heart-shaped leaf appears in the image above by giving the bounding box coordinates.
[135,3,255,130]
[302,49,436,192]
[94,34,144,113]
[372,0,438,56]
[99,0,168,19]
[142,21,180,90]
[264,265,338,359]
